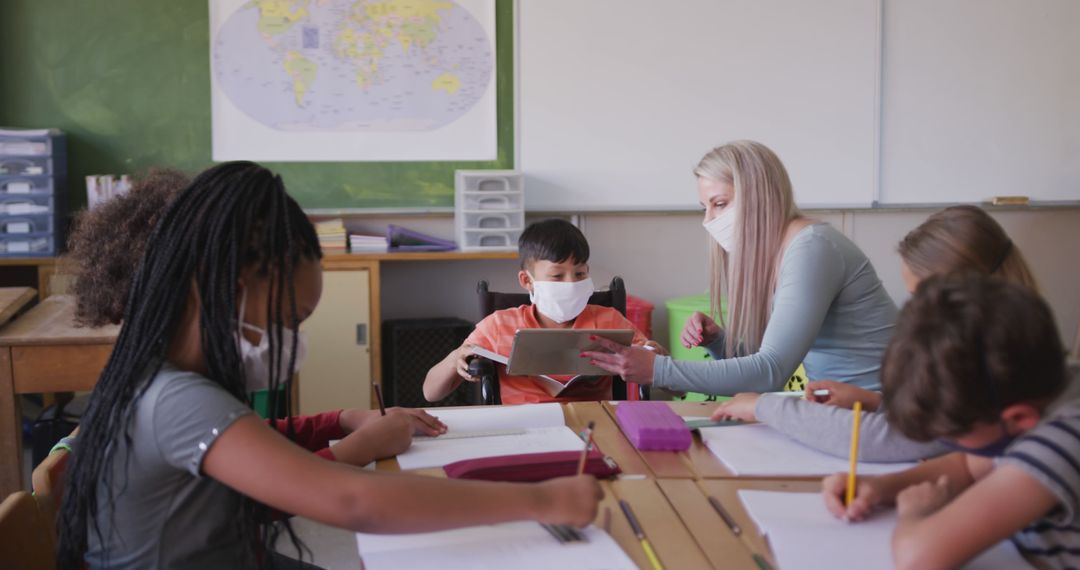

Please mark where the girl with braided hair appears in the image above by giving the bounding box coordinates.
[64,167,448,469]
[59,162,601,569]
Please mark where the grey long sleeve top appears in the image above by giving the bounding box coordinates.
[754,394,950,462]
[652,223,898,395]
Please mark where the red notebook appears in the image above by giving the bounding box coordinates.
[443,449,621,482]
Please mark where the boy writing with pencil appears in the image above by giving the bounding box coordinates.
[424,219,659,404]
[822,274,1080,569]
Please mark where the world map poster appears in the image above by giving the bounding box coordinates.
[210,0,496,161]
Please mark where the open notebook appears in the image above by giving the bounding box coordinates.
[470,346,604,397]
[699,422,916,477]
[738,491,1026,569]
[356,521,636,570]
[396,403,586,470]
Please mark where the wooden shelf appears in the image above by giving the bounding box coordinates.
[323,250,517,263]
[0,257,56,267]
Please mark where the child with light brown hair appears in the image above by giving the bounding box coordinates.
[823,273,1078,569]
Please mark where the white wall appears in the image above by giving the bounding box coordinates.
[355,208,1080,352]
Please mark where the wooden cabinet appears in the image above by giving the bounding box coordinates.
[299,265,375,415]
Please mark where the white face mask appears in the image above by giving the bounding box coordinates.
[703,206,736,252]
[528,275,594,323]
[236,289,308,392]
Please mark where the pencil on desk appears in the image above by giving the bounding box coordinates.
[619,499,664,570]
[707,495,741,536]
[577,421,595,475]
[752,553,775,570]
[373,383,387,416]
[846,400,863,505]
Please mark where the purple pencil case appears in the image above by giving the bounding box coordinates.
[615,401,692,451]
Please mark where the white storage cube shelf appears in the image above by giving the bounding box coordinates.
[455,170,524,252]
[0,176,55,196]
[0,235,53,256]
[0,156,57,177]
[0,215,53,236]
[0,132,64,258]
[0,194,54,216]
[0,136,56,157]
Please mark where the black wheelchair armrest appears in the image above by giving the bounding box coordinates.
[467,357,501,405]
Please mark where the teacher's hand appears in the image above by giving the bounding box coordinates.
[680,311,722,349]
[581,336,657,385]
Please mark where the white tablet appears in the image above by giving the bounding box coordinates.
[506,328,635,376]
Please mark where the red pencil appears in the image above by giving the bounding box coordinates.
[577,421,596,475]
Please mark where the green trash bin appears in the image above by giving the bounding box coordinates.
[250,387,287,419]
[665,293,729,402]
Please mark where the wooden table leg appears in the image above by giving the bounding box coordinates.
[0,348,24,498]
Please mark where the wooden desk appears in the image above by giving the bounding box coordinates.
[366,402,731,569]
[0,287,36,325]
[0,295,119,498]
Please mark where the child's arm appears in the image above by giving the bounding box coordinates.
[325,413,414,465]
[423,342,477,402]
[889,460,1058,570]
[203,415,602,532]
[339,407,447,437]
[821,452,975,520]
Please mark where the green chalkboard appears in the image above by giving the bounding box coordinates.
[0,0,513,210]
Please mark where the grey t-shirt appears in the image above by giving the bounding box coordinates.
[653,223,898,394]
[85,363,254,569]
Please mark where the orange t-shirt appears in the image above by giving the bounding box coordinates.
[465,304,648,405]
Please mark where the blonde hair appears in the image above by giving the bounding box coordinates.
[695,140,801,356]
[898,205,1038,292]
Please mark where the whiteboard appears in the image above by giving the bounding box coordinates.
[518,0,880,211]
[878,0,1080,204]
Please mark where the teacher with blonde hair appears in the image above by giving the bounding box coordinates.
[587,140,897,395]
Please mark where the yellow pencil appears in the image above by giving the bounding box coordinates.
[845,400,863,506]
[619,499,664,570]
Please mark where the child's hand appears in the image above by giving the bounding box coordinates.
[363,413,415,459]
[641,340,670,356]
[805,381,883,411]
[581,336,657,385]
[680,311,722,349]
[710,393,760,422]
[329,413,414,464]
[897,476,951,521]
[822,472,886,522]
[454,343,480,382]
[535,475,604,527]
[387,407,448,436]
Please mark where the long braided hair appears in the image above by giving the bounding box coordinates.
[57,162,322,568]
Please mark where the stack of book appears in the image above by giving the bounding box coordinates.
[314,218,347,253]
[349,233,388,253]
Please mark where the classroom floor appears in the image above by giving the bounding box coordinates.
[276,517,360,570]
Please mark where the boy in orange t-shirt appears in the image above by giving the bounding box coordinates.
[424,219,661,404]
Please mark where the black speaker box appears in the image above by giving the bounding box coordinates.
[382,318,476,408]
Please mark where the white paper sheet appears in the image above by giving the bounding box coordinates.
[356,521,636,570]
[737,491,1028,570]
[699,422,916,476]
[396,426,586,470]
[426,403,566,433]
